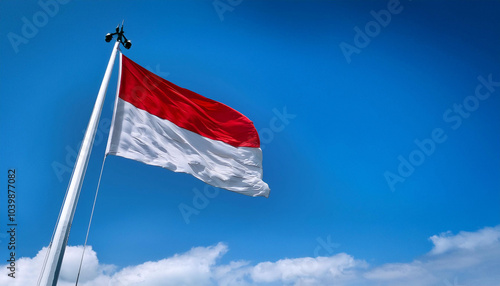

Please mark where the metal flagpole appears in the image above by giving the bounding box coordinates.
[39,25,131,286]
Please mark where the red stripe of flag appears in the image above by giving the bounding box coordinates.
[119,55,260,148]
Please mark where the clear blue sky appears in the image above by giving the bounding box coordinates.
[1,1,499,285]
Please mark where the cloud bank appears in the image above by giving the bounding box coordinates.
[2,225,499,285]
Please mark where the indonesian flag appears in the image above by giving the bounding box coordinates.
[106,54,270,197]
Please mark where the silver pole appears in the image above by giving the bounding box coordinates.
[39,40,120,286]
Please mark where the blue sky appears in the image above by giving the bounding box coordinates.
[1,0,499,285]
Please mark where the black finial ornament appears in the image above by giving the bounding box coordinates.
[105,23,132,49]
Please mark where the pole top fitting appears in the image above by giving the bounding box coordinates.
[105,23,132,49]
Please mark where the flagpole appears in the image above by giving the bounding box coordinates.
[39,25,131,286]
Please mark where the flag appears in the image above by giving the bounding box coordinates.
[106,54,270,197]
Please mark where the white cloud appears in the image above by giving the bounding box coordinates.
[363,262,437,286]
[0,245,115,286]
[213,260,252,286]
[364,262,428,280]
[429,225,500,255]
[108,243,227,286]
[251,253,366,285]
[362,225,500,286]
[1,225,500,286]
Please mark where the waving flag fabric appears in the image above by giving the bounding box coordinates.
[106,54,270,197]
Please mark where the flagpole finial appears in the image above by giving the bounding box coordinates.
[105,23,132,49]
